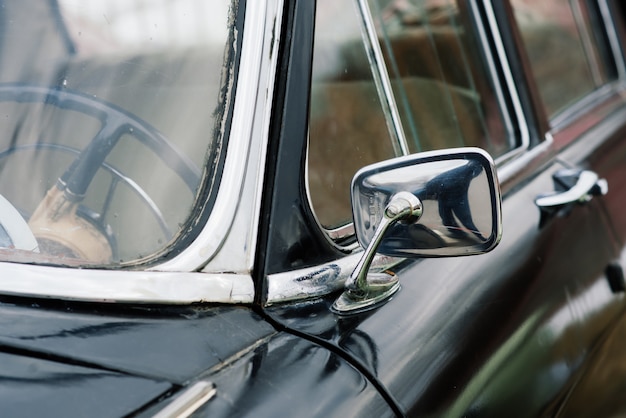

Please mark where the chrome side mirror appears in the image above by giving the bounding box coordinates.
[333,147,502,314]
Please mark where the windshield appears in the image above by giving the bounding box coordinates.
[0,0,239,266]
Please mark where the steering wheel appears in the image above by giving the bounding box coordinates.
[0,83,202,263]
[0,193,39,252]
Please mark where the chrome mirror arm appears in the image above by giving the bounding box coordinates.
[332,192,422,314]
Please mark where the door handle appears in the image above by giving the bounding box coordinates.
[536,169,608,208]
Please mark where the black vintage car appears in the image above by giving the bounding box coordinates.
[1,0,626,416]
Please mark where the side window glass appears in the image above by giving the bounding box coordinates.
[308,0,516,234]
[369,0,511,157]
[510,0,617,117]
[308,1,398,230]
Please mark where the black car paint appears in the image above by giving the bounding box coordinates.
[165,332,394,417]
[0,300,276,384]
[1,350,171,418]
[0,297,397,417]
[0,299,274,415]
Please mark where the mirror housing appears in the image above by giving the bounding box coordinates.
[352,147,502,257]
[333,148,502,314]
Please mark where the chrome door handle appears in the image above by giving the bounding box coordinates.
[536,169,608,208]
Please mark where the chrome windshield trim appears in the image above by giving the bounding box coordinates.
[266,253,402,304]
[154,0,270,272]
[202,0,284,275]
[0,262,254,304]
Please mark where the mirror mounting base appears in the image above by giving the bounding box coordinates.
[331,273,400,314]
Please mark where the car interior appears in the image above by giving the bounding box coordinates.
[0,0,230,265]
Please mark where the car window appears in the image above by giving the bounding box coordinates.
[510,0,617,118]
[0,0,238,266]
[308,0,516,233]
[307,1,398,232]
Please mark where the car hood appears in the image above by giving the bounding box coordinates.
[0,297,277,417]
[1,350,172,418]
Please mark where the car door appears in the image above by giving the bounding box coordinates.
[259,0,626,416]
[523,1,626,415]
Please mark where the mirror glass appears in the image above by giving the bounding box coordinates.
[352,148,502,257]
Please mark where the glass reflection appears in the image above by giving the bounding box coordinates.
[0,0,237,265]
[510,0,615,117]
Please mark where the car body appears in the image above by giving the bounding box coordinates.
[1,0,626,417]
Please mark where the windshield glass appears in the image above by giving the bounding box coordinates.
[0,0,239,266]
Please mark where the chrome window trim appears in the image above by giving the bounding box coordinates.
[154,0,277,273]
[303,141,358,248]
[355,0,410,157]
[0,262,254,304]
[326,224,356,243]
[599,0,626,80]
[481,0,530,159]
[266,253,402,304]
